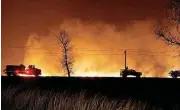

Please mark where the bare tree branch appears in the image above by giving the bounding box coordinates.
[57,30,74,77]
[154,0,180,53]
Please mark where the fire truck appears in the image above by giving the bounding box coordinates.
[4,64,41,77]
[120,50,142,78]
[120,67,142,78]
[168,70,180,78]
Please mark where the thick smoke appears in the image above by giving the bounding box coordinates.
[24,19,180,77]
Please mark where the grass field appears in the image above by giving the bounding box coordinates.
[2,85,163,110]
[1,76,180,110]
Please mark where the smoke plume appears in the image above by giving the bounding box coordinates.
[24,19,180,77]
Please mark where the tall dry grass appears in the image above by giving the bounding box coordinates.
[1,85,165,110]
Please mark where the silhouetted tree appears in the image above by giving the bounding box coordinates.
[58,30,74,77]
[154,0,180,48]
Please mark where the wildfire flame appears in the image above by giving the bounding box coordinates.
[23,19,180,77]
[17,74,36,77]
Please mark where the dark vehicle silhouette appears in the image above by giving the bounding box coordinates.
[25,65,41,77]
[120,67,142,78]
[4,64,41,77]
[168,70,180,78]
[4,64,26,76]
[120,50,142,78]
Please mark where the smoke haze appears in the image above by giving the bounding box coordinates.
[23,19,180,77]
[2,0,179,77]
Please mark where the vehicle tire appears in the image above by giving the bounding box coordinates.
[7,72,11,77]
[12,72,17,77]
[122,75,127,78]
[172,75,177,78]
[136,75,141,78]
[35,74,39,77]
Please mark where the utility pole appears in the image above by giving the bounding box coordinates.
[124,50,127,70]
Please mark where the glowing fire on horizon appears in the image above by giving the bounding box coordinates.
[23,19,180,77]
[17,74,36,77]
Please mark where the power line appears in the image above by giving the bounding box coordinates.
[21,52,174,57]
[3,45,179,57]
[4,46,176,53]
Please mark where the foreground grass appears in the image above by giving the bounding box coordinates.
[1,84,175,110]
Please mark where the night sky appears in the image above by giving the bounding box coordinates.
[2,0,167,40]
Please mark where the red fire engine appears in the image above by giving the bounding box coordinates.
[4,64,41,77]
